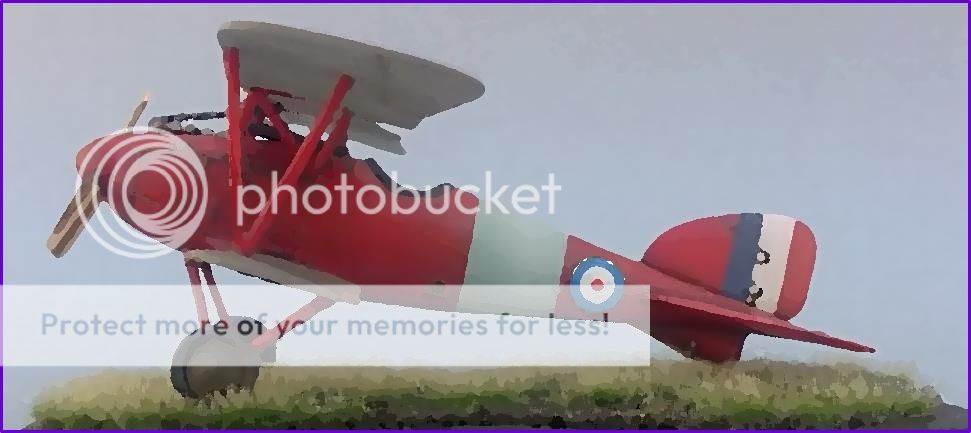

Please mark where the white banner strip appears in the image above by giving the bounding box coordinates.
[2,284,651,367]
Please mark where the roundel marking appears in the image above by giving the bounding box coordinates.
[570,257,625,312]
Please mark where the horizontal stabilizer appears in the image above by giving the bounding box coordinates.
[650,284,875,356]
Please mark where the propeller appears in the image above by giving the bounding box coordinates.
[46,94,150,258]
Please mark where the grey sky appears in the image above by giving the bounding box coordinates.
[3,4,967,427]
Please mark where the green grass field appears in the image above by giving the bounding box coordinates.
[31,359,944,429]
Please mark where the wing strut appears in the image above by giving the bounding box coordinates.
[222,47,355,256]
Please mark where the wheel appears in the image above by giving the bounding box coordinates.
[170,330,260,398]
[169,336,259,398]
[170,316,272,398]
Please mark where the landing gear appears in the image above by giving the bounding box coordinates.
[170,316,269,398]
[172,260,273,398]
[172,259,336,398]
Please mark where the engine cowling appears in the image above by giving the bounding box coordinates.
[642,213,816,320]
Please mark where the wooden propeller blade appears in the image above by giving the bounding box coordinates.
[127,93,150,128]
[48,93,149,258]
[47,183,98,258]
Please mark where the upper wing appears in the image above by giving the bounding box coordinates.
[217,21,485,154]
[650,284,875,353]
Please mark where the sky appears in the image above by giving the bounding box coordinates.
[3,4,968,428]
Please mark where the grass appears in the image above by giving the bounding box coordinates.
[31,359,942,429]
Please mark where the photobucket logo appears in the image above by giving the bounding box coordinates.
[237,171,561,225]
[77,126,208,259]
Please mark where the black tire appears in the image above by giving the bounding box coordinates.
[170,362,192,398]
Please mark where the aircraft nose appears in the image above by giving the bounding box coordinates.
[75,135,106,182]
[72,130,210,250]
[74,130,184,199]
[74,132,137,194]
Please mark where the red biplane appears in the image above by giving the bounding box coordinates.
[47,22,874,397]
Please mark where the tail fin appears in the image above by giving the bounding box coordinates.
[642,213,816,320]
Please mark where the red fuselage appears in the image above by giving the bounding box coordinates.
[76,130,872,362]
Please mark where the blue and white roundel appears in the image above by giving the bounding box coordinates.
[570,257,625,312]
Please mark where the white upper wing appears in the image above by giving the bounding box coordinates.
[217,21,485,154]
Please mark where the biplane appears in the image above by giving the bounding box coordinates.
[46,21,874,397]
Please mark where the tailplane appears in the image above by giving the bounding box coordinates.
[642,213,816,320]
[641,213,872,362]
